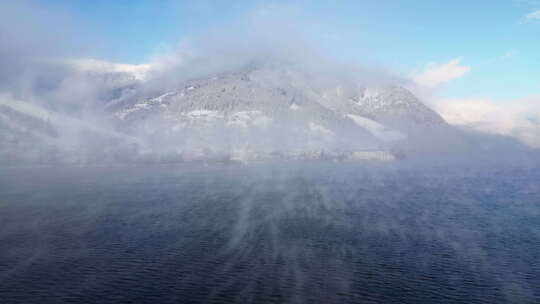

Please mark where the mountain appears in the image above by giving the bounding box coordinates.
[0,63,458,165]
[109,64,446,161]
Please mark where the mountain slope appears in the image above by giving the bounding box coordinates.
[110,64,446,161]
[353,86,446,127]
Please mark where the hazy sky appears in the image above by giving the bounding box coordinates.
[37,0,540,102]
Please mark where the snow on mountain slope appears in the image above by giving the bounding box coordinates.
[106,63,449,160]
[111,65,387,157]
[351,86,446,128]
[346,114,406,142]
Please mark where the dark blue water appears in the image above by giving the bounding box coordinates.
[0,163,539,303]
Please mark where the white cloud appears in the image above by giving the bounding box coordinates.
[413,58,471,88]
[64,58,151,80]
[435,97,540,148]
[523,10,540,22]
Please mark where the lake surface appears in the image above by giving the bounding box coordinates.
[1,163,539,303]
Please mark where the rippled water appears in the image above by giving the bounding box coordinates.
[0,163,539,303]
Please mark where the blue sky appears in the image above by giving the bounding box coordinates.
[39,0,539,102]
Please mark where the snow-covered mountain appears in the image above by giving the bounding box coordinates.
[109,63,446,161]
[1,62,468,165]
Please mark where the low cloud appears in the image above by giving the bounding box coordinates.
[138,5,401,94]
[413,58,471,88]
[435,97,540,148]
[64,58,151,80]
[0,0,100,109]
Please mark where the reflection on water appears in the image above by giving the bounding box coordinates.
[0,163,539,303]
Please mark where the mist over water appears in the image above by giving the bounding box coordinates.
[1,163,539,303]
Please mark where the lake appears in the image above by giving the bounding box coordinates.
[1,162,539,303]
